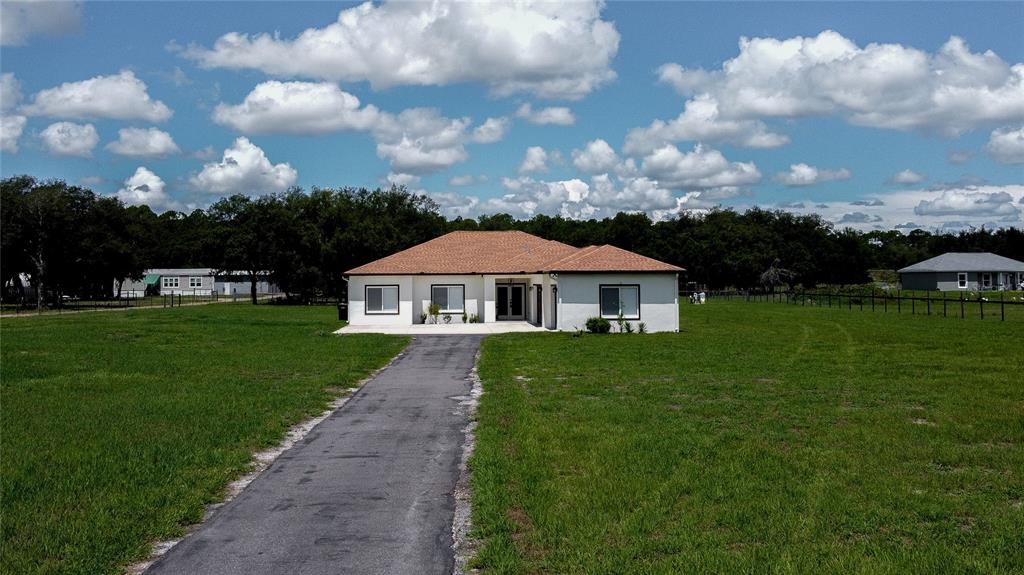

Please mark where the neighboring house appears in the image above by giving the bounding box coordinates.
[114,269,280,297]
[898,253,1024,291]
[345,230,684,332]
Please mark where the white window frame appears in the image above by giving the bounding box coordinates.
[365,285,400,315]
[982,272,992,289]
[957,272,968,289]
[599,284,640,320]
[162,277,179,288]
[431,284,465,313]
[189,276,203,288]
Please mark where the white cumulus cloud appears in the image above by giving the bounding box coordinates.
[39,121,98,157]
[184,0,619,99]
[22,70,172,122]
[371,108,474,175]
[116,166,179,212]
[986,125,1024,164]
[1,115,27,153]
[106,127,180,158]
[889,169,927,185]
[1,73,26,153]
[571,139,619,174]
[519,146,550,174]
[212,81,381,134]
[914,188,1021,219]
[774,163,852,187]
[640,144,762,190]
[1,0,81,46]
[190,137,298,195]
[470,117,510,144]
[656,31,1024,137]
[515,103,575,126]
[624,94,789,154]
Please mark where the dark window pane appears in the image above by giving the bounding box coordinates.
[367,287,383,311]
[601,287,619,317]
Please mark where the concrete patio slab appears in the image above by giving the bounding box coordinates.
[335,321,549,335]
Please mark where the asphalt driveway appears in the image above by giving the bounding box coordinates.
[147,335,482,575]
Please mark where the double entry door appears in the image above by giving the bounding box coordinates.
[496,284,525,320]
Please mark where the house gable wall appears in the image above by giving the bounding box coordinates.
[555,273,678,333]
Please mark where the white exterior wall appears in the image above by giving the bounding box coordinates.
[347,275,415,325]
[411,275,485,323]
[160,275,215,296]
[556,273,679,333]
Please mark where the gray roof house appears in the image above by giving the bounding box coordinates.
[898,252,1024,291]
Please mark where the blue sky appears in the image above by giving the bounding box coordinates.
[1,1,1022,231]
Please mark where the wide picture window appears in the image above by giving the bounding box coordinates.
[431,285,465,313]
[366,285,399,314]
[600,285,639,320]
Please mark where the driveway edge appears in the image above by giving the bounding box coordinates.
[452,349,483,574]
[125,344,409,575]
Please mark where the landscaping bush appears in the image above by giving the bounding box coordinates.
[585,316,612,333]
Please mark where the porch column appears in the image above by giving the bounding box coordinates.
[483,275,496,323]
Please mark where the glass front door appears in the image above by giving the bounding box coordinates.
[496,284,525,320]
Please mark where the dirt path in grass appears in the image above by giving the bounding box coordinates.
[144,335,482,575]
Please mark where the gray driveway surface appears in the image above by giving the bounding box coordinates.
[147,335,482,575]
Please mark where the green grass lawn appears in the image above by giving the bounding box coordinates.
[1,305,407,575]
[471,301,1023,573]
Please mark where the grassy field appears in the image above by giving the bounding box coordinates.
[1,305,407,574]
[472,301,1023,573]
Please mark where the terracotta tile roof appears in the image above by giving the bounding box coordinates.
[345,231,684,275]
[546,244,685,273]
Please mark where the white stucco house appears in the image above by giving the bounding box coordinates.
[344,231,684,333]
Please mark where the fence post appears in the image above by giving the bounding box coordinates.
[943,296,947,318]
[1001,292,1005,321]
[980,296,984,320]
[926,292,931,316]
[912,296,915,315]
[897,292,901,314]
[828,293,831,308]
[871,292,875,312]
[960,294,964,319]
[884,295,887,313]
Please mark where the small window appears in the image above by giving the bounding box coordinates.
[431,285,465,313]
[600,285,640,320]
[982,273,992,288]
[189,276,202,288]
[365,285,399,314]
[957,273,967,289]
[162,277,179,288]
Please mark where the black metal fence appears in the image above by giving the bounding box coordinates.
[696,289,1023,321]
[1,290,221,315]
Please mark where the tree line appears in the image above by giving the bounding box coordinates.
[2,175,1022,308]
